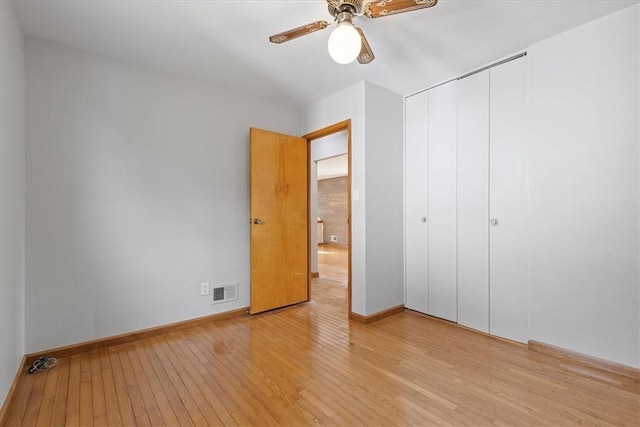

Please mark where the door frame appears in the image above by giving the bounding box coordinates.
[303,119,353,314]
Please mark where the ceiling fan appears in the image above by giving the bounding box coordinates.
[269,0,438,65]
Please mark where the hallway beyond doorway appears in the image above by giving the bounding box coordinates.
[317,245,348,284]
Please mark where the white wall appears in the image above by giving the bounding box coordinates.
[364,82,404,314]
[24,37,302,352]
[0,0,26,406]
[529,4,639,367]
[304,81,404,316]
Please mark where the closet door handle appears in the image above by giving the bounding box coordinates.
[490,218,499,226]
[421,217,428,223]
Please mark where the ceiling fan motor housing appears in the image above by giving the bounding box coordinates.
[328,0,364,18]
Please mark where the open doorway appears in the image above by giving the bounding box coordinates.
[303,121,352,313]
[316,153,348,284]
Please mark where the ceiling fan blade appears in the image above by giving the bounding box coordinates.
[269,21,329,44]
[356,27,375,64]
[364,0,438,19]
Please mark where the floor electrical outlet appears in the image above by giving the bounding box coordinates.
[200,282,210,296]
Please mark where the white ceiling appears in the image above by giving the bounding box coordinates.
[13,0,639,107]
[317,154,348,180]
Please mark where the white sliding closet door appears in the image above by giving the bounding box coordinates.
[405,91,429,313]
[457,70,490,333]
[489,57,529,343]
[427,81,457,321]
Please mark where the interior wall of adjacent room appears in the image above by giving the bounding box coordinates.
[24,37,302,353]
[318,175,349,246]
[0,0,26,406]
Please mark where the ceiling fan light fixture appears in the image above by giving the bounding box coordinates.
[270,0,440,64]
[327,15,361,64]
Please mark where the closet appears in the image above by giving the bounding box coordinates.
[487,57,528,343]
[405,81,457,322]
[457,70,490,333]
[405,55,528,342]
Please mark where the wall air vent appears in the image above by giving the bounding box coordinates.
[212,282,239,305]
[213,287,224,302]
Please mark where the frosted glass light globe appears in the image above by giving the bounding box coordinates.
[327,23,361,64]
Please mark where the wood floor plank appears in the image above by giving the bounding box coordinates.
[107,347,137,426]
[34,358,59,426]
[168,333,237,425]
[64,354,81,427]
[50,358,69,425]
[151,336,215,425]
[182,329,279,425]
[200,325,318,425]
[131,342,179,426]
[20,367,47,427]
[89,351,107,426]
[140,340,194,427]
[78,354,93,426]
[2,247,639,426]
[126,343,165,426]
[181,331,255,426]
[231,312,400,425]
[98,348,122,426]
[117,348,151,426]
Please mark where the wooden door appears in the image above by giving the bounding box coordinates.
[405,91,429,314]
[489,57,529,343]
[250,128,309,314]
[427,80,458,322]
[457,70,490,333]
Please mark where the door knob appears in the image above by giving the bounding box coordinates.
[490,218,499,226]
[252,218,263,225]
[421,217,428,223]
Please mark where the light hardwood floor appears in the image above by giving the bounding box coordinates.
[3,252,639,426]
[317,244,348,284]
